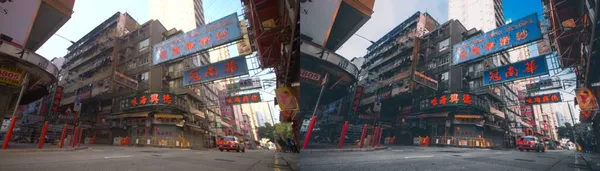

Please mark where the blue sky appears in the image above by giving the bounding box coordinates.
[36,0,280,122]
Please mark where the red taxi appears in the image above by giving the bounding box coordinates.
[517,136,546,152]
[218,136,245,153]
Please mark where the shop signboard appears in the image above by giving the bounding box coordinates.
[0,66,25,87]
[526,79,560,92]
[300,69,322,86]
[113,71,138,90]
[153,13,242,65]
[453,13,542,65]
[237,20,253,56]
[483,55,549,86]
[225,93,262,105]
[52,86,63,112]
[524,92,562,105]
[275,87,298,111]
[183,55,249,86]
[413,71,438,90]
[122,92,186,110]
[575,88,599,122]
[226,77,262,93]
[352,86,363,111]
[420,93,488,112]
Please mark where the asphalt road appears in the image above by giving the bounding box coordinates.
[0,145,295,171]
[301,146,591,171]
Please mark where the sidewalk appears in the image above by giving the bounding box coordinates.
[0,142,88,152]
[579,152,600,171]
[302,143,388,153]
[278,152,299,171]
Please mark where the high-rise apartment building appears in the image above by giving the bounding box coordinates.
[149,0,205,32]
[448,0,505,32]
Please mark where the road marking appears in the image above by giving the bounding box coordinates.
[104,155,133,159]
[404,155,434,159]
[274,154,281,171]
[574,154,580,171]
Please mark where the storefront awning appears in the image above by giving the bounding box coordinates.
[454,115,484,119]
[118,112,148,118]
[154,114,184,119]
[420,112,450,118]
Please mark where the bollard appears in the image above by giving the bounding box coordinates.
[59,124,67,148]
[359,124,368,148]
[72,127,79,148]
[377,128,383,147]
[338,121,349,149]
[77,129,83,147]
[39,121,50,149]
[2,117,19,149]
[302,116,317,149]
[371,127,379,148]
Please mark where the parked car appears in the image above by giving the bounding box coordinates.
[517,136,545,152]
[217,136,245,153]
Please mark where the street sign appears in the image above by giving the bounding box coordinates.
[374,102,381,112]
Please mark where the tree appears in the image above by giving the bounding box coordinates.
[274,122,293,140]
[258,123,275,142]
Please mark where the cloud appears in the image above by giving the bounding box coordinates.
[335,0,449,59]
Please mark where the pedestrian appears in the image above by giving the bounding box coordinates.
[278,138,287,153]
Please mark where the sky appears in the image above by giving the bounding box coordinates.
[35,0,280,122]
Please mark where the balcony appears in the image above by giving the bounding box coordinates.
[67,40,114,71]
[77,68,112,88]
[472,86,502,101]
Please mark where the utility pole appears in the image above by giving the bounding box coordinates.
[567,102,577,144]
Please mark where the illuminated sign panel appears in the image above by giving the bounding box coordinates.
[420,93,488,112]
[524,93,562,105]
[121,92,186,110]
[225,93,262,105]
[453,13,542,65]
[183,56,249,86]
[483,55,549,86]
[153,13,242,65]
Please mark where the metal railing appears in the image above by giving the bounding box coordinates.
[427,136,494,148]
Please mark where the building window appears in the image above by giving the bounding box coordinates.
[441,72,449,81]
[138,39,150,52]
[438,38,450,52]
[138,56,150,66]
[138,72,148,82]
[439,56,450,66]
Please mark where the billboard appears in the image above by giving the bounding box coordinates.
[483,55,549,86]
[0,66,25,87]
[226,77,261,93]
[183,56,249,86]
[526,79,561,92]
[237,20,253,56]
[453,13,542,65]
[153,13,242,65]
[524,92,562,105]
[225,93,262,105]
[413,71,438,90]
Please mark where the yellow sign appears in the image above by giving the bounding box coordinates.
[576,88,599,111]
[0,66,24,87]
[275,88,299,111]
[237,20,253,56]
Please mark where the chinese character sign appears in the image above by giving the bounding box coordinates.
[352,86,363,111]
[575,88,599,111]
[0,66,25,87]
[421,93,486,111]
[275,88,298,111]
[225,93,262,105]
[483,55,549,86]
[122,92,185,110]
[52,86,63,112]
[453,13,542,65]
[153,13,243,65]
[183,56,249,86]
[524,93,562,105]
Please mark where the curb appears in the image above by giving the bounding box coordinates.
[1,146,88,153]
[277,153,297,171]
[578,154,600,171]
[304,146,388,153]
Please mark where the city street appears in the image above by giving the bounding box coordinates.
[0,145,297,171]
[301,146,592,171]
